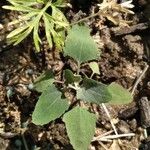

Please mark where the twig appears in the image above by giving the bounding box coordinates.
[99,133,135,140]
[144,129,148,138]
[98,141,109,150]
[71,11,100,26]
[131,64,149,95]
[110,22,150,36]
[92,130,114,141]
[99,139,112,142]
[101,103,118,135]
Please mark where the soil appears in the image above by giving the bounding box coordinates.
[0,0,150,150]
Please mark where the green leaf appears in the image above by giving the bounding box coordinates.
[33,23,41,51]
[34,70,54,92]
[7,0,38,5]
[64,69,82,84]
[3,2,37,12]
[32,84,69,125]
[8,12,38,26]
[43,14,53,48]
[13,27,33,45]
[77,77,111,104]
[33,15,42,51]
[64,25,100,64]
[89,62,100,75]
[63,107,96,150]
[53,0,64,6]
[4,1,68,51]
[7,24,29,38]
[107,83,133,104]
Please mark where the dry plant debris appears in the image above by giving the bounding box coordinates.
[98,0,134,26]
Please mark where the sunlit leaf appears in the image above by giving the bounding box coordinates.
[13,27,33,45]
[64,25,100,64]
[3,1,69,51]
[33,16,42,51]
[43,14,53,48]
[7,24,29,38]
[32,84,69,125]
[8,12,38,26]
[107,83,132,104]
[63,107,96,150]
[77,77,111,104]
[64,69,82,84]
[34,70,54,92]
[89,62,100,75]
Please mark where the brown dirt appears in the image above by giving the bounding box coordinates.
[0,0,150,150]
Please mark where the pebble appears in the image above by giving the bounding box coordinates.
[6,86,14,98]
[139,97,150,128]
[128,119,137,132]
[25,68,34,75]
[0,24,3,30]
[15,139,22,147]
[118,106,138,119]
[27,83,34,90]
[117,120,131,140]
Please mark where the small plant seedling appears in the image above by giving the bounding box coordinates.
[3,0,69,51]
[32,25,132,150]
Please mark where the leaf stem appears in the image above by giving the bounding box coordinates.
[71,11,100,26]
[77,61,80,75]
[90,72,94,79]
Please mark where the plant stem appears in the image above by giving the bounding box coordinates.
[131,64,149,95]
[90,72,94,79]
[71,11,100,26]
[101,103,118,135]
[77,61,80,75]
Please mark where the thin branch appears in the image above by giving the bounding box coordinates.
[101,103,119,135]
[99,138,112,142]
[98,141,109,150]
[77,61,80,75]
[71,11,100,26]
[99,133,135,140]
[131,64,149,95]
[144,129,148,138]
[92,130,114,141]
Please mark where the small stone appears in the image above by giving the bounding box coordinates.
[139,97,150,128]
[6,86,14,98]
[147,82,150,89]
[129,119,137,132]
[15,139,22,147]
[117,120,131,139]
[26,69,34,75]
[27,83,34,90]
[0,24,3,30]
[119,106,138,119]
